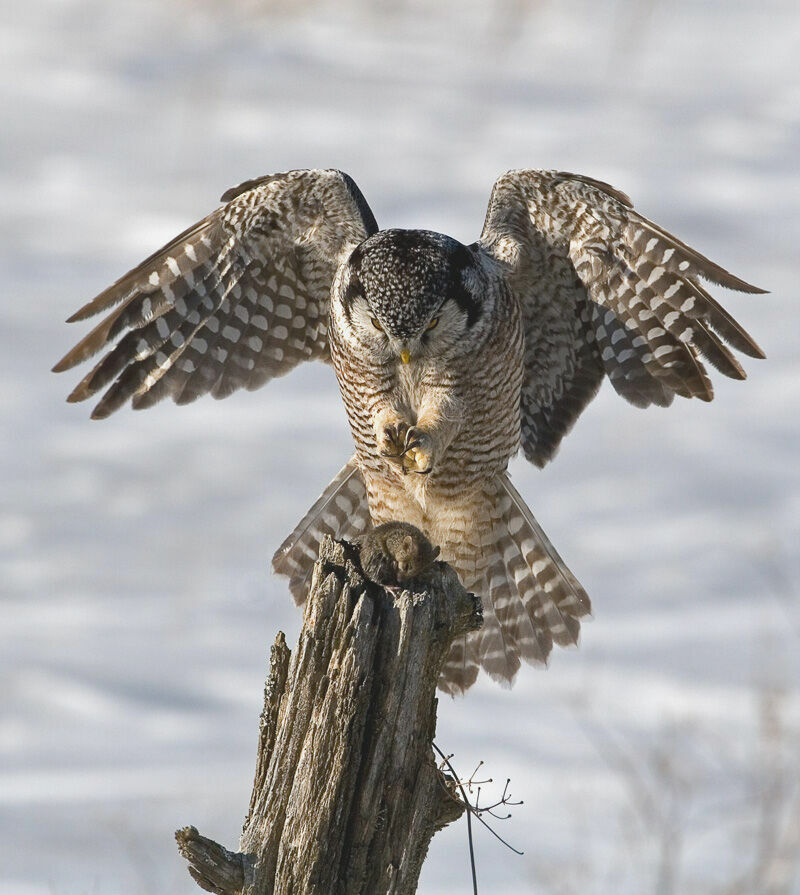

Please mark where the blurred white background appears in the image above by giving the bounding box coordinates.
[1,0,799,892]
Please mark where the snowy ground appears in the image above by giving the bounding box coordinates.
[1,0,799,892]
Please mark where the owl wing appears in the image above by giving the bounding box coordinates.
[478,169,765,467]
[54,169,378,418]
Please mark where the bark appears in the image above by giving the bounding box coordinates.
[176,534,483,895]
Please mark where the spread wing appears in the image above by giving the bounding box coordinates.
[54,169,378,419]
[478,169,766,467]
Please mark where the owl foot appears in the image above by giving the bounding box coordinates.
[377,420,411,460]
[376,416,434,475]
[401,427,434,475]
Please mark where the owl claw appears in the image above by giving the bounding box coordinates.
[402,427,434,475]
[376,419,433,475]
[378,420,410,460]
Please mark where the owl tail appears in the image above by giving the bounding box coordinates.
[271,457,371,603]
[438,473,592,696]
[273,461,591,697]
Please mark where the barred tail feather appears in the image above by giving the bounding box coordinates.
[438,633,481,698]
[271,458,370,603]
[274,464,590,697]
[498,474,591,621]
[439,474,591,696]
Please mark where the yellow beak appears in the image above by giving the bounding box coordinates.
[400,350,411,365]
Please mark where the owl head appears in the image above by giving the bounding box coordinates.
[336,229,484,363]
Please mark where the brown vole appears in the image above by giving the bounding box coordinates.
[354,522,440,589]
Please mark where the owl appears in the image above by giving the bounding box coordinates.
[54,169,764,695]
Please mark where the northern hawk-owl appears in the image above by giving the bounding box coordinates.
[54,169,764,694]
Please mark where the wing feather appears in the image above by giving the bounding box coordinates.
[54,169,378,417]
[479,169,765,465]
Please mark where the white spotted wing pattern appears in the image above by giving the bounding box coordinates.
[480,170,765,467]
[53,169,377,417]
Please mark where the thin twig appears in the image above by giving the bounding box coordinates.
[477,778,523,819]
[469,805,525,855]
[433,743,526,891]
[433,743,479,895]
[466,761,492,789]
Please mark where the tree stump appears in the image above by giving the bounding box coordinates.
[176,533,483,895]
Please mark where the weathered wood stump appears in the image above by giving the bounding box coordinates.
[176,534,483,895]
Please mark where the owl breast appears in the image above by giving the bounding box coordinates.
[328,269,524,510]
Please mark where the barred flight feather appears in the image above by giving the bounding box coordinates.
[480,169,764,467]
[69,248,241,408]
[54,170,376,417]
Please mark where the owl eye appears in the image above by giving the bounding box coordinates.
[371,317,384,332]
[426,317,439,331]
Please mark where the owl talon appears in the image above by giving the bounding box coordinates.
[378,420,410,460]
[375,418,433,474]
[402,427,434,475]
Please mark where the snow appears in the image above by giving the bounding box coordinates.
[1,0,799,892]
